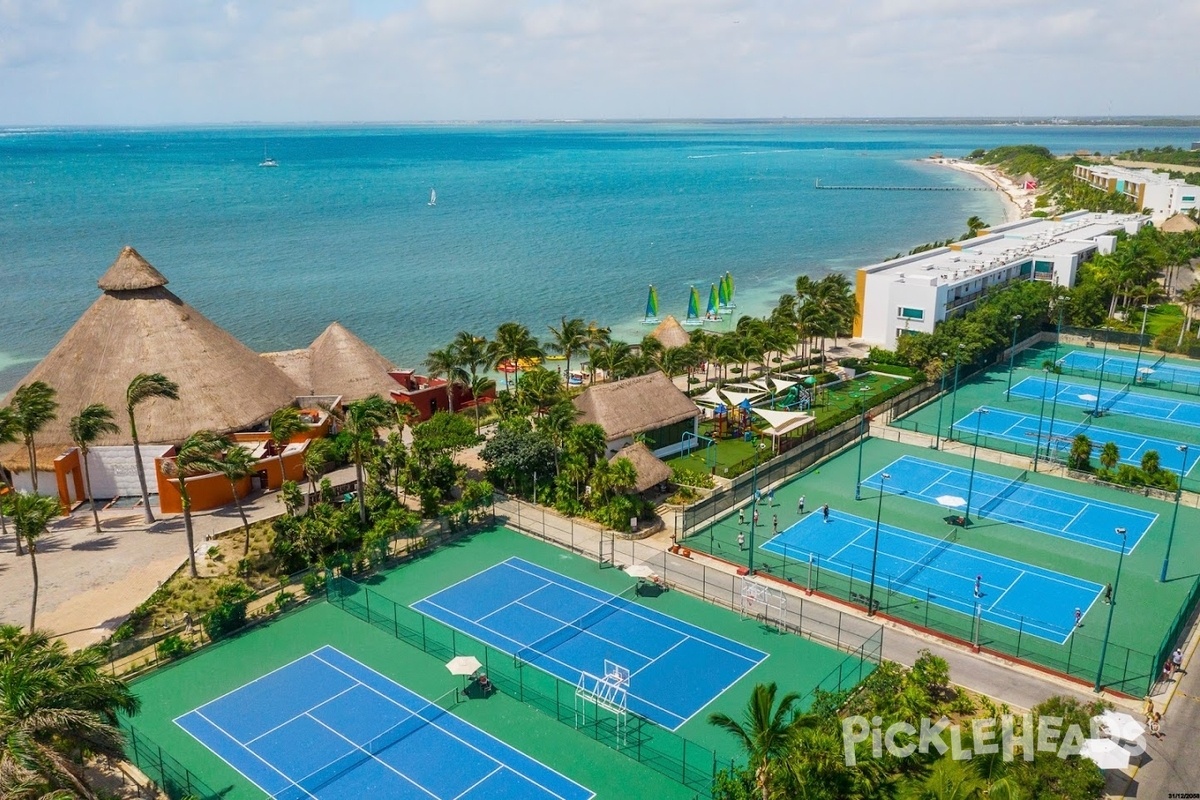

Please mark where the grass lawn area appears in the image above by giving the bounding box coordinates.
[1144,303,1183,338]
[812,372,909,421]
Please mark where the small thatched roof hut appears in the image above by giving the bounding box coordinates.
[649,315,691,350]
[1,247,302,470]
[610,442,672,493]
[1161,214,1199,233]
[263,322,399,403]
[574,372,699,443]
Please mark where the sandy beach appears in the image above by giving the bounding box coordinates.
[926,158,1038,223]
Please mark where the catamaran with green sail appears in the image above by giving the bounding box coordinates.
[642,284,660,324]
[720,271,736,309]
[705,283,722,321]
[683,285,704,326]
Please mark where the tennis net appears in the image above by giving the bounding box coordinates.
[1099,382,1132,415]
[893,528,957,591]
[273,691,457,800]
[516,584,638,667]
[979,469,1029,517]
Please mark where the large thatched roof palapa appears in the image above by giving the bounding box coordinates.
[650,315,691,350]
[1161,214,1199,233]
[2,247,302,467]
[610,442,672,493]
[262,322,399,403]
[574,371,699,442]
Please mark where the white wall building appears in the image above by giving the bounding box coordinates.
[854,211,1149,349]
[1073,164,1199,221]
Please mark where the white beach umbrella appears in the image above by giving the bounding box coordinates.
[1079,738,1131,770]
[1094,710,1145,742]
[625,564,656,579]
[445,655,483,677]
[936,495,967,508]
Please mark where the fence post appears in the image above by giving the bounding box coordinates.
[364,589,370,622]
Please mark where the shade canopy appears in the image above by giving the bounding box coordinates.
[693,387,726,407]
[752,407,816,438]
[720,389,765,408]
[625,564,656,579]
[445,655,483,676]
[1094,710,1145,742]
[1079,738,1131,770]
[936,495,967,508]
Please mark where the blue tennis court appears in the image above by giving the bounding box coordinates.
[176,646,592,800]
[1010,375,1200,428]
[412,557,767,731]
[956,406,1197,475]
[1059,350,1200,389]
[863,454,1154,553]
[760,513,1102,643]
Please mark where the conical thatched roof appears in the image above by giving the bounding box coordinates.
[610,442,672,493]
[574,371,699,442]
[1161,214,1199,233]
[262,322,399,403]
[650,315,691,350]
[2,248,302,469]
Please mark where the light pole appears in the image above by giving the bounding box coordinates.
[1052,301,1066,365]
[855,400,867,500]
[947,344,967,441]
[1134,303,1153,377]
[933,351,950,449]
[963,408,989,525]
[866,472,891,616]
[1045,366,1064,461]
[1094,527,1128,693]
[1094,327,1111,417]
[747,435,765,575]
[1006,314,1023,400]
[1032,366,1051,472]
[1160,445,1189,582]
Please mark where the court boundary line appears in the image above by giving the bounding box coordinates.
[866,453,1156,554]
[1011,375,1200,429]
[500,557,767,664]
[299,710,439,800]
[512,598,667,665]
[178,648,590,800]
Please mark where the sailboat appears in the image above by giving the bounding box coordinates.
[428,188,437,206]
[642,285,660,324]
[705,284,723,322]
[718,274,731,309]
[259,144,278,168]
[683,286,704,327]
[722,271,736,308]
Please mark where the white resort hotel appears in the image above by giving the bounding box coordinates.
[853,210,1149,349]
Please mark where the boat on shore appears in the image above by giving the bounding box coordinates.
[705,283,723,322]
[683,286,704,327]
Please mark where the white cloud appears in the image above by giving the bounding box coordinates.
[0,0,1194,123]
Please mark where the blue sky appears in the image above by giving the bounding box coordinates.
[1,0,1194,124]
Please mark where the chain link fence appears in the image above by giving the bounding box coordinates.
[120,722,221,800]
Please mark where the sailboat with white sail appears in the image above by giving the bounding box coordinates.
[428,189,437,206]
[259,145,278,168]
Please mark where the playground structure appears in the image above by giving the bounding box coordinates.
[680,431,718,470]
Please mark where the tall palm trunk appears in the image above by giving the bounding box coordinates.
[28,541,39,629]
[179,474,198,578]
[81,449,102,535]
[128,411,156,524]
[228,478,252,556]
[354,449,368,524]
[6,498,22,557]
[25,439,39,492]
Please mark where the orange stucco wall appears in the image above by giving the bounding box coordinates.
[154,442,309,514]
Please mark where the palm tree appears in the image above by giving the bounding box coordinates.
[1141,449,1161,475]
[393,400,420,433]
[303,437,334,500]
[592,340,633,382]
[165,430,228,578]
[1069,433,1093,471]
[517,367,563,414]
[8,492,62,629]
[491,322,544,390]
[0,624,139,797]
[269,405,308,484]
[217,444,258,556]
[0,407,18,555]
[343,395,393,524]
[68,403,119,537]
[708,682,802,800]
[1177,284,1200,348]
[452,331,493,411]
[910,756,987,800]
[10,381,58,493]
[1099,441,1120,471]
[965,215,989,238]
[125,373,179,524]
[424,346,468,413]
[467,374,496,432]
[548,316,588,375]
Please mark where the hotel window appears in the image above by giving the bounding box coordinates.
[1018,261,1032,276]
[1184,196,1196,202]
[898,307,924,320]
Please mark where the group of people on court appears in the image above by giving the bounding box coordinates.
[736,489,831,550]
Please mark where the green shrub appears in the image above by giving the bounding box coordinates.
[156,634,192,661]
[671,463,715,488]
[302,570,325,598]
[203,581,254,641]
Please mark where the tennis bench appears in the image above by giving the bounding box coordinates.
[849,591,880,614]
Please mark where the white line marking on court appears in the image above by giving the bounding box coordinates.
[192,708,305,795]
[173,650,331,723]
[244,682,361,746]
[451,766,505,800]
[476,582,559,625]
[311,651,586,800]
[629,638,688,679]
[514,600,663,664]
[303,711,440,800]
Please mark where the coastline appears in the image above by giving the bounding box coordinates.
[924,157,1036,223]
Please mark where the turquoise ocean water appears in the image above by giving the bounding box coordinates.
[3,123,1199,391]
